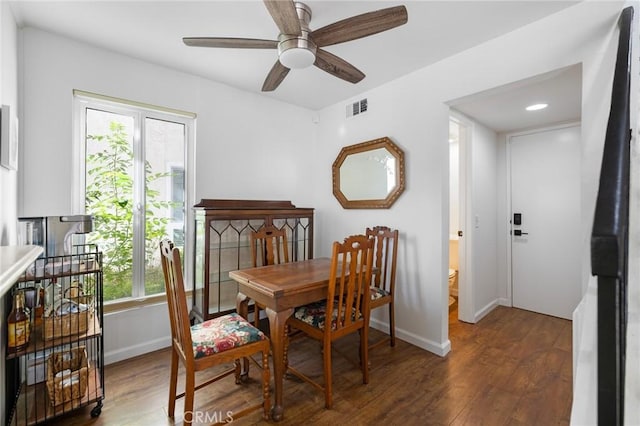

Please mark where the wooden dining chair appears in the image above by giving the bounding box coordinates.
[285,234,374,409]
[159,239,271,425]
[366,226,399,349]
[249,225,289,327]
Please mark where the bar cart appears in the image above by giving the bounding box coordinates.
[5,245,104,425]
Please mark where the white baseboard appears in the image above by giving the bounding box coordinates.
[369,317,450,357]
[104,312,452,366]
[474,299,500,323]
[104,336,171,365]
[369,317,388,334]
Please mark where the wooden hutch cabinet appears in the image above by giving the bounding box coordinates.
[192,199,314,322]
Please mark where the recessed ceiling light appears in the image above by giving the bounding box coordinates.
[526,103,548,111]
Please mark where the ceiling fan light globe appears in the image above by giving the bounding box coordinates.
[279,47,315,69]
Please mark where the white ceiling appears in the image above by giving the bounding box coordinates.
[9,0,581,114]
[451,63,582,133]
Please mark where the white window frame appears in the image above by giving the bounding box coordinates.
[72,90,196,301]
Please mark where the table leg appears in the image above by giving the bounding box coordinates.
[236,292,251,379]
[266,306,293,422]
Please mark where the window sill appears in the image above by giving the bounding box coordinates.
[104,293,169,314]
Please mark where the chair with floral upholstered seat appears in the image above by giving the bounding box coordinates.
[159,239,271,425]
[285,234,374,409]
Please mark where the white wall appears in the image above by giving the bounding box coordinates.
[0,0,19,245]
[313,0,624,355]
[18,27,316,363]
[103,303,173,365]
[447,111,500,327]
[0,3,19,425]
[496,133,510,305]
[20,27,316,216]
[469,119,499,321]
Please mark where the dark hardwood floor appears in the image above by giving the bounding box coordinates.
[44,304,572,425]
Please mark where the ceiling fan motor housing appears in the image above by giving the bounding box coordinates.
[277,2,316,69]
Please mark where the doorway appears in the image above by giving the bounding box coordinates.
[445,64,582,339]
[448,114,472,324]
[449,119,461,320]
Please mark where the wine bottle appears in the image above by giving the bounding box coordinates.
[8,291,31,352]
[34,283,45,327]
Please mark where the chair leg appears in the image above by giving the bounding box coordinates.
[284,325,290,370]
[358,328,363,365]
[389,301,396,347]
[361,326,369,384]
[184,370,195,426]
[242,356,250,380]
[323,340,333,409]
[167,348,179,418]
[245,306,260,381]
[234,358,242,384]
[261,348,271,420]
[254,305,261,328]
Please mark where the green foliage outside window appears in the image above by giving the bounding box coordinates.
[85,122,174,301]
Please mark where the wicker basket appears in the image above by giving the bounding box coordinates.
[46,346,89,406]
[43,308,89,340]
[43,290,92,340]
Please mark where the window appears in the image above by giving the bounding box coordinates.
[73,92,195,302]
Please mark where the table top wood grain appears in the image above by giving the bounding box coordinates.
[230,257,334,305]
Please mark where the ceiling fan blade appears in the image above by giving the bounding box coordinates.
[314,49,365,84]
[263,0,302,36]
[311,5,408,47]
[183,37,278,49]
[262,61,291,91]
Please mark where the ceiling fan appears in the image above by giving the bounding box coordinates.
[183,1,408,91]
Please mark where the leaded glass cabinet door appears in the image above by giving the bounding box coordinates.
[193,211,206,321]
[206,218,265,318]
[272,217,313,262]
[191,200,314,322]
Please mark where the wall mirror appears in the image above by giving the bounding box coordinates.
[332,136,405,209]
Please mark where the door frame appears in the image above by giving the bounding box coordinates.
[505,121,580,307]
[449,111,474,324]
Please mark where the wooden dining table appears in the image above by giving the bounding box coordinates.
[230,257,335,422]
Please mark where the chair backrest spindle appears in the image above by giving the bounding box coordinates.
[366,226,399,296]
[250,225,289,267]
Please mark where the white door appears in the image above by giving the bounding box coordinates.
[510,124,581,320]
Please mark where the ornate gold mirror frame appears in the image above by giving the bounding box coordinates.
[332,136,405,209]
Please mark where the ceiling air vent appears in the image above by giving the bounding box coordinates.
[346,98,368,118]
